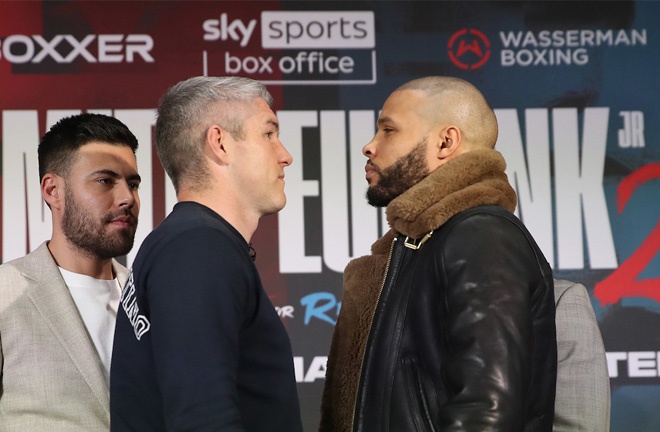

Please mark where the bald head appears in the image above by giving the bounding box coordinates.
[395,76,498,149]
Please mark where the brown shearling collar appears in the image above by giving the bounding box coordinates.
[387,148,517,239]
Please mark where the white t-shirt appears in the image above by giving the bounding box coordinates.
[59,267,122,383]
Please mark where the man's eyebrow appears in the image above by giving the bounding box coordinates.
[91,169,142,182]
[266,118,280,131]
[377,115,394,126]
[91,169,120,178]
[128,173,142,183]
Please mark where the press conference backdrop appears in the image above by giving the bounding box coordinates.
[1,1,658,430]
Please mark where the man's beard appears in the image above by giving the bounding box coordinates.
[62,188,138,260]
[366,138,431,207]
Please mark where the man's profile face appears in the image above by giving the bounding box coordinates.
[228,98,293,217]
[365,138,430,207]
[363,90,434,207]
[62,142,141,259]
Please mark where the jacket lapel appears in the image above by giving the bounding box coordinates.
[23,242,110,413]
[113,259,129,288]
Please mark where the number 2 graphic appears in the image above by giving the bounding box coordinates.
[594,163,660,306]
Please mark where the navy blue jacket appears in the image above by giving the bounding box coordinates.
[110,202,302,432]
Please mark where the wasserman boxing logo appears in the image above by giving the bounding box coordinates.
[202,11,376,85]
[448,28,647,68]
[500,29,647,66]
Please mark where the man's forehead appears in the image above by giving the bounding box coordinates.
[247,100,279,126]
[379,90,431,123]
[240,98,277,121]
[78,141,133,151]
[74,142,137,166]
[385,89,427,107]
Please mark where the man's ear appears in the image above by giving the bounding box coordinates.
[206,125,230,165]
[41,174,63,210]
[436,126,462,160]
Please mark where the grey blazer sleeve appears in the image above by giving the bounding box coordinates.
[553,279,611,431]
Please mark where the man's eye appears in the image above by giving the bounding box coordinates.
[129,182,140,190]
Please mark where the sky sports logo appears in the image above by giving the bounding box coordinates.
[202,11,377,85]
[261,11,374,49]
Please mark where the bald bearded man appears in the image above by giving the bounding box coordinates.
[320,77,557,432]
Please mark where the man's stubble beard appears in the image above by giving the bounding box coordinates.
[366,137,431,208]
[62,187,137,260]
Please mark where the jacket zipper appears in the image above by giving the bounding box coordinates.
[350,235,399,431]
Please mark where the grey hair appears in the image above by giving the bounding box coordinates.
[155,76,273,192]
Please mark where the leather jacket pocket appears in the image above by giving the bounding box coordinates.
[402,356,439,432]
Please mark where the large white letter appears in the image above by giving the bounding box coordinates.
[348,111,381,249]
[3,111,52,262]
[319,111,373,272]
[496,109,554,266]
[277,111,321,273]
[553,108,616,269]
[113,110,156,266]
[320,111,379,272]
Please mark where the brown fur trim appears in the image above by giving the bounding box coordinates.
[320,241,393,432]
[387,148,517,238]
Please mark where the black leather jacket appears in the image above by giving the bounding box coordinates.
[353,205,557,431]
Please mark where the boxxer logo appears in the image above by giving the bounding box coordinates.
[0,34,154,64]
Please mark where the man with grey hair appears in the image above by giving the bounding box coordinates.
[321,76,557,431]
[110,76,302,431]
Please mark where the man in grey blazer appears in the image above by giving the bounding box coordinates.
[554,279,611,431]
[0,113,141,431]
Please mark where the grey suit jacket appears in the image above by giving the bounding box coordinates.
[0,241,128,432]
[554,279,611,431]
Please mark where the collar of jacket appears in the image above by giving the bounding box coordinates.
[371,147,517,254]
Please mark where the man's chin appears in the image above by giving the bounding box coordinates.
[366,188,393,208]
[261,196,287,217]
[108,231,137,256]
[106,241,135,259]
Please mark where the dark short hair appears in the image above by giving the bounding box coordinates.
[38,113,139,181]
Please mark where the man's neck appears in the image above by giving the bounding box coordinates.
[47,237,115,280]
[177,188,259,243]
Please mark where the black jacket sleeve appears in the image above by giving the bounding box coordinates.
[438,211,556,431]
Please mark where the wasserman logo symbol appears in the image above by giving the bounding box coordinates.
[448,28,491,70]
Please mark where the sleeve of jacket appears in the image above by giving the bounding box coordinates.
[437,211,556,431]
[553,279,610,432]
